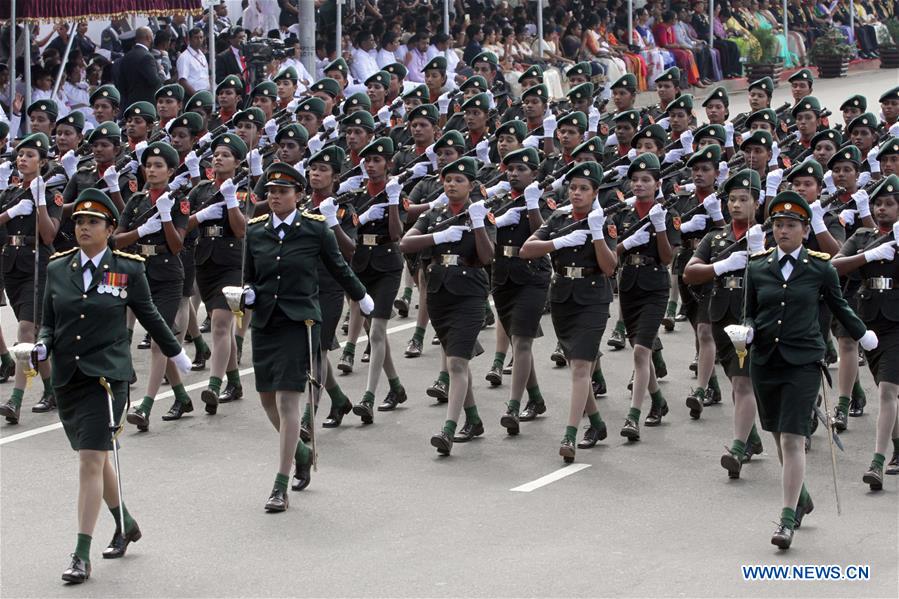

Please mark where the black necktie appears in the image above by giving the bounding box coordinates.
[778,254,795,267]
[83,261,96,274]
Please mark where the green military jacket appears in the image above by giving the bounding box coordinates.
[187,178,252,267]
[838,227,899,323]
[58,161,137,252]
[0,180,65,275]
[119,189,190,282]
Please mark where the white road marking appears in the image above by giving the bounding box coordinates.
[510,463,591,492]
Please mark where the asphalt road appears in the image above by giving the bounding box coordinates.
[2,70,898,598]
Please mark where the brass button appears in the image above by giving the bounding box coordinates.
[75,355,80,360]
[782,284,787,288]
[80,314,85,319]
[82,294,87,299]
[276,275,281,280]
[76,335,81,341]
[774,338,779,343]
[274,294,278,299]
[777,320,782,325]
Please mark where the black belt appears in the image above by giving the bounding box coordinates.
[623,254,659,267]
[5,235,36,247]
[201,226,233,238]
[434,254,474,267]
[136,244,171,256]
[553,265,599,279]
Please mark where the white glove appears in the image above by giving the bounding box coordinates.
[893,221,899,240]
[679,213,709,234]
[765,169,783,197]
[657,117,670,130]
[376,105,391,125]
[171,348,193,374]
[715,162,729,186]
[337,175,364,194]
[522,135,540,149]
[557,204,574,214]
[663,148,685,164]
[195,201,225,223]
[747,224,765,253]
[221,178,239,209]
[627,148,638,160]
[680,183,697,194]
[863,241,896,263]
[485,91,496,110]
[809,200,826,235]
[543,111,557,139]
[588,208,606,239]
[98,165,120,193]
[6,198,34,219]
[424,143,437,164]
[264,118,278,140]
[428,193,449,209]
[588,106,601,132]
[322,115,338,131]
[823,170,837,194]
[859,329,879,351]
[31,342,49,362]
[890,122,899,138]
[624,195,637,207]
[604,133,618,147]
[649,203,667,232]
[134,141,148,161]
[745,327,754,344]
[0,161,12,191]
[680,130,693,152]
[552,228,589,250]
[486,180,511,198]
[168,171,191,192]
[724,122,734,148]
[409,162,429,180]
[432,225,467,244]
[468,200,488,229]
[294,159,307,178]
[437,92,451,116]
[359,293,375,315]
[475,139,491,165]
[839,208,857,227]
[137,214,163,237]
[495,206,525,228]
[29,176,47,206]
[385,177,402,206]
[122,160,139,176]
[242,285,256,306]
[307,136,324,154]
[287,98,300,112]
[702,193,723,221]
[867,147,880,173]
[614,165,630,178]
[852,189,871,219]
[198,132,213,147]
[185,150,201,178]
[318,197,339,227]
[248,149,263,177]
[550,176,567,192]
[61,150,79,178]
[622,223,651,250]
[155,192,175,222]
[45,173,67,188]
[394,102,406,119]
[858,171,871,188]
[769,142,780,166]
[523,181,542,210]
[713,250,748,275]
[358,202,387,225]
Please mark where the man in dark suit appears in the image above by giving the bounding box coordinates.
[215,27,248,85]
[112,27,161,113]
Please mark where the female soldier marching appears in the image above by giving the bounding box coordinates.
[520,162,618,460]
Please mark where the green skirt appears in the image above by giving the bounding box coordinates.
[251,306,320,392]
[56,368,128,451]
[750,351,820,436]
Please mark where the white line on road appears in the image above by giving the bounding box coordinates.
[510,463,591,492]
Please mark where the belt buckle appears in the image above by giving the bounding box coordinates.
[205,226,223,237]
[626,255,642,266]
[362,234,379,246]
[564,266,583,279]
[724,276,743,289]
[140,244,157,256]
[441,254,460,266]
[502,245,519,258]
[870,277,893,290]
[8,235,24,246]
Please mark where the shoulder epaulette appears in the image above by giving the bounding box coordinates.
[808,250,831,261]
[248,213,270,225]
[302,210,326,222]
[49,247,78,260]
[750,247,775,259]
[113,249,145,262]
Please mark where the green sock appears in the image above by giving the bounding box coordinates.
[402,286,412,301]
[302,404,312,426]
[592,368,605,385]
[172,384,190,405]
[235,335,244,353]
[627,407,641,421]
[42,377,52,393]
[526,385,544,404]
[564,425,578,442]
[361,390,375,406]
[343,342,356,357]
[493,351,506,369]
[274,473,289,492]
[193,335,208,354]
[650,389,665,409]
[326,385,349,407]
[780,507,796,530]
[127,329,134,343]
[730,439,746,458]
[226,369,241,387]
[837,395,850,414]
[295,440,311,465]
[872,452,886,469]
[388,377,403,393]
[798,484,811,507]
[652,349,666,371]
[443,419,457,436]
[852,378,866,401]
[614,320,625,334]
[748,424,762,446]
[140,395,154,412]
[108,503,136,534]
[666,300,677,314]
[588,411,604,429]
[9,387,24,409]
[507,399,520,413]
[0,352,14,368]
[74,533,91,564]
[412,326,425,343]
[893,437,899,452]
[437,371,449,385]
[708,374,720,393]
[464,405,481,425]
[207,376,222,394]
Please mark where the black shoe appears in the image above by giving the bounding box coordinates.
[550,343,567,367]
[353,400,374,424]
[720,448,742,479]
[592,379,606,399]
[482,307,495,328]
[201,388,219,415]
[685,389,704,419]
[265,487,289,512]
[653,352,668,379]
[341,313,349,335]
[485,364,503,387]
[559,438,576,463]
[218,383,243,403]
[578,422,608,448]
[300,422,311,443]
[620,418,640,441]
[161,399,193,421]
[431,335,441,345]
[361,343,370,363]
[502,358,513,375]
[702,385,722,406]
[61,554,91,583]
[770,524,793,549]
[453,419,484,442]
[0,399,20,424]
[404,337,423,358]
[886,451,899,475]
[688,357,697,375]
[661,313,675,332]
[292,459,312,491]
[794,495,814,529]
[102,522,142,558]
[32,391,57,413]
[863,464,883,491]
[519,399,546,421]
[191,344,211,371]
[322,401,352,427]
[137,333,151,350]
[0,359,14,383]
[337,352,354,374]
[426,379,448,402]
[742,438,763,463]
[500,407,520,435]
[849,395,866,417]
[430,431,453,455]
[607,328,626,350]
[130,370,137,386]
[674,312,688,322]
[200,316,211,333]
[378,387,407,411]
[126,406,150,431]
[833,408,848,432]
[394,296,410,318]
[644,401,669,427]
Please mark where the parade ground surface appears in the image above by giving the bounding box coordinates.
[2,70,898,598]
